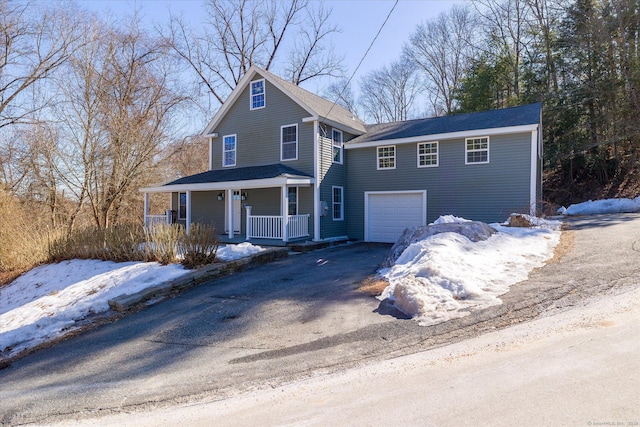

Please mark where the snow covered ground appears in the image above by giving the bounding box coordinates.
[558,196,640,215]
[0,243,264,359]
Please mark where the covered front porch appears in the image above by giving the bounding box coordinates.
[139,164,316,243]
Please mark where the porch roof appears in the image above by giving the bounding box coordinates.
[140,163,314,193]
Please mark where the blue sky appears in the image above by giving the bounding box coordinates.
[80,0,459,87]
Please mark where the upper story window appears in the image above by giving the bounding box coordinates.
[250,79,265,110]
[377,145,395,170]
[418,142,439,167]
[332,129,343,164]
[223,134,236,167]
[332,186,344,221]
[466,137,489,164]
[281,124,298,161]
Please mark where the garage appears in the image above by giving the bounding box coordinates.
[365,191,426,243]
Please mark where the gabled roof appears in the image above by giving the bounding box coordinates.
[347,103,542,146]
[165,163,311,186]
[203,65,366,136]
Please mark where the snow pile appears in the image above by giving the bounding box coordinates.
[0,242,265,359]
[431,215,471,224]
[559,196,640,215]
[217,242,264,261]
[379,216,561,326]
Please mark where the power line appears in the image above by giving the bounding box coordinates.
[325,0,399,120]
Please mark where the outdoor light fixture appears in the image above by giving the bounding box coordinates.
[217,192,224,201]
[241,192,247,201]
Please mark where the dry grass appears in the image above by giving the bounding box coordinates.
[358,275,390,297]
[548,227,575,263]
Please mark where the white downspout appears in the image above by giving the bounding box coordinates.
[530,129,538,216]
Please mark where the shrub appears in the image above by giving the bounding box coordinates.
[143,223,184,265]
[180,223,219,269]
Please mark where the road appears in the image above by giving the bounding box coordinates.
[1,213,639,425]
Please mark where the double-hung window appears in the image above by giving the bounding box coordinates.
[223,134,236,167]
[288,187,297,216]
[332,186,343,220]
[281,124,298,161]
[418,142,438,167]
[250,79,265,110]
[332,129,343,164]
[466,137,489,164]
[377,145,395,170]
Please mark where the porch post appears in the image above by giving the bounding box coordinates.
[143,192,149,227]
[282,185,288,242]
[186,190,192,234]
[227,188,234,239]
[245,205,252,240]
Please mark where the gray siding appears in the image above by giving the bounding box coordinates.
[210,76,314,176]
[191,191,224,230]
[346,132,533,240]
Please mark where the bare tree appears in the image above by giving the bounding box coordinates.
[406,4,477,116]
[162,0,343,106]
[0,1,77,129]
[359,60,421,124]
[322,77,360,116]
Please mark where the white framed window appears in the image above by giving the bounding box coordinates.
[223,134,236,167]
[178,192,186,220]
[250,79,265,110]
[281,124,298,161]
[288,187,297,215]
[466,136,489,164]
[377,145,395,170]
[332,186,344,221]
[332,128,343,164]
[417,142,439,167]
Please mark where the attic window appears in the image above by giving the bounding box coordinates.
[250,79,265,110]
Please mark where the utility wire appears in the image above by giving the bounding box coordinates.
[324,0,399,120]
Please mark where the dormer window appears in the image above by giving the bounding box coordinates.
[250,79,265,110]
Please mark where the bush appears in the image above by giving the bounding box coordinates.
[180,223,219,269]
[143,223,185,265]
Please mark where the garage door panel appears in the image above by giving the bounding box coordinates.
[366,192,425,243]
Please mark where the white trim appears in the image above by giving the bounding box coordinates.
[417,141,439,168]
[377,145,396,170]
[302,115,365,136]
[465,136,490,165]
[332,128,343,164]
[344,124,539,150]
[530,129,538,216]
[313,120,320,241]
[140,176,314,193]
[280,123,298,161]
[332,186,344,221]
[222,134,237,167]
[208,135,213,170]
[250,78,265,110]
[364,190,427,242]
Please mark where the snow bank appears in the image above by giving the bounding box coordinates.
[217,242,264,261]
[379,218,561,326]
[559,197,640,215]
[0,260,188,357]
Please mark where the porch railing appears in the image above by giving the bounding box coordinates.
[247,214,310,240]
[144,213,170,227]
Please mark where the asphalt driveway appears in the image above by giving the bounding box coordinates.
[2,213,640,425]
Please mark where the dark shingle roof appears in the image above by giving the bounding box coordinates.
[165,164,312,186]
[348,103,541,144]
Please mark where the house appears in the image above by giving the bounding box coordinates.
[140,65,542,244]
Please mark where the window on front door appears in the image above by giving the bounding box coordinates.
[178,192,186,220]
[288,187,297,215]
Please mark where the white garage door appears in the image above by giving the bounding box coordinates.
[366,191,426,243]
